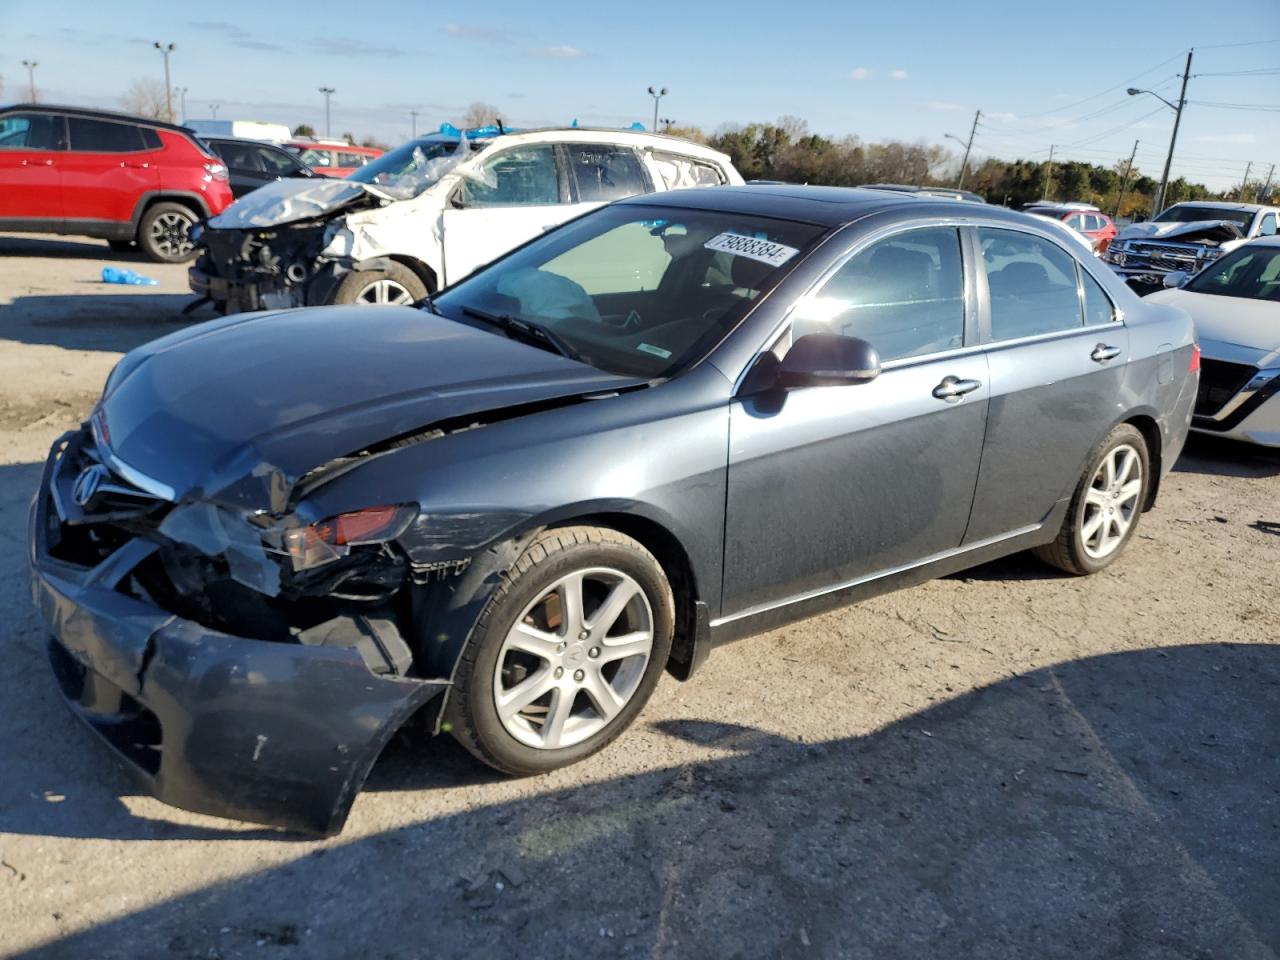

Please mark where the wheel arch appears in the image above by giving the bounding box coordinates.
[130,191,210,236]
[1122,412,1163,511]
[350,254,438,294]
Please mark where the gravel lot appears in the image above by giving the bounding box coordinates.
[2,233,1278,960]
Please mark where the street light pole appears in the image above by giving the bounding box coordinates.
[410,110,419,138]
[154,42,175,122]
[319,87,336,138]
[1114,139,1139,219]
[944,109,980,190]
[210,103,220,120]
[1129,48,1192,217]
[177,87,188,123]
[647,86,667,132]
[21,60,38,102]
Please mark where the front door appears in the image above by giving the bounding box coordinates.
[440,143,573,284]
[60,116,158,226]
[963,226,1130,542]
[722,226,989,616]
[0,112,66,221]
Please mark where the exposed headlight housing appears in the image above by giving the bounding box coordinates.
[283,504,418,571]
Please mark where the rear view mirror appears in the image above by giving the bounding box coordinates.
[1163,270,1190,289]
[777,334,881,389]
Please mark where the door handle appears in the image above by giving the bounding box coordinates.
[19,158,54,166]
[120,160,151,169]
[932,376,982,402]
[1091,343,1122,363]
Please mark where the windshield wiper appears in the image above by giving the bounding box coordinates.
[459,306,583,363]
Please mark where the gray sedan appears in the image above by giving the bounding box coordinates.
[31,185,1198,833]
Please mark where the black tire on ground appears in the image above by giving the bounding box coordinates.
[107,239,136,253]
[329,262,428,306]
[136,202,199,263]
[1034,423,1150,576]
[444,526,675,776]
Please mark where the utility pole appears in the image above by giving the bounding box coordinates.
[956,109,980,190]
[1042,145,1056,201]
[21,60,38,102]
[410,110,419,138]
[1259,163,1276,203]
[1114,139,1139,219]
[1152,48,1192,217]
[154,42,175,122]
[647,86,667,132]
[659,117,675,133]
[318,86,335,137]
[1239,161,1253,201]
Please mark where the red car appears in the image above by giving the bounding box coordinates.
[0,104,233,262]
[1024,203,1118,253]
[284,138,383,178]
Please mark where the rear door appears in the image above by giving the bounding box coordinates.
[210,139,267,198]
[439,142,570,284]
[963,225,1129,543]
[0,111,66,221]
[722,225,989,615]
[60,116,159,226]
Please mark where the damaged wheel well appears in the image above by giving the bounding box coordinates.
[385,255,438,295]
[1125,414,1163,510]
[554,513,704,679]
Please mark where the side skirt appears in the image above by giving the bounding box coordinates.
[708,500,1068,646]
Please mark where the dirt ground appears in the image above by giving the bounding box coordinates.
[1,233,1278,960]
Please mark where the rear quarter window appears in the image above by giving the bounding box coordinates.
[67,117,146,152]
[979,227,1085,340]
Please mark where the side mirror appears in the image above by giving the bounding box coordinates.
[1163,270,1190,289]
[777,333,881,389]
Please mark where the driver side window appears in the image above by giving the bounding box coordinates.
[460,145,561,207]
[789,227,966,362]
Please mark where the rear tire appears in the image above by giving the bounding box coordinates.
[1034,423,1149,575]
[137,202,199,263]
[444,526,674,776]
[330,262,427,306]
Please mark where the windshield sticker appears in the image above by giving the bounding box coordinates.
[704,232,800,267]
[637,343,672,359]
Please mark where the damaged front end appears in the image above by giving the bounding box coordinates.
[30,427,450,834]
[1105,219,1246,286]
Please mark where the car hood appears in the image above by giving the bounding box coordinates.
[1146,288,1280,367]
[206,177,397,229]
[97,306,641,511]
[1115,219,1245,246]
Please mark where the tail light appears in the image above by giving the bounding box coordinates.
[283,505,417,571]
[1189,344,1201,373]
[202,160,229,182]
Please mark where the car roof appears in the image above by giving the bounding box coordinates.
[206,136,290,148]
[615,183,1034,228]
[1168,200,1273,212]
[0,102,193,134]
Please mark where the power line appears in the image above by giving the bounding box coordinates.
[1010,50,1189,121]
[1186,100,1280,111]
[1194,38,1280,49]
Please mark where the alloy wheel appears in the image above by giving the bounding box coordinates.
[493,567,654,750]
[150,211,195,258]
[1081,443,1143,559]
[355,278,414,305]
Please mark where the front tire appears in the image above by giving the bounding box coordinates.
[137,202,199,263]
[1034,423,1150,575]
[330,262,427,306]
[444,527,675,775]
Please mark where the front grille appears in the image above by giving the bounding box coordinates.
[1196,359,1257,417]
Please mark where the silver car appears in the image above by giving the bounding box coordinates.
[1148,236,1280,446]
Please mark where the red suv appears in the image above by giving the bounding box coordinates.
[0,105,233,262]
[1023,202,1118,253]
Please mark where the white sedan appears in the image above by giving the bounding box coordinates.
[1146,236,1280,446]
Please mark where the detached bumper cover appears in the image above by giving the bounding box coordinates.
[29,437,447,834]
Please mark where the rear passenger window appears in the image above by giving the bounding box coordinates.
[567,144,649,202]
[140,128,162,150]
[1081,270,1115,326]
[0,113,65,150]
[338,152,366,167]
[461,145,560,206]
[68,117,145,152]
[791,227,966,362]
[979,227,1083,340]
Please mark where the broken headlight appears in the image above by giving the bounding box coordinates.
[283,504,417,571]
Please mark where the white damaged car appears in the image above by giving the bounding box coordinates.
[1147,236,1280,447]
[188,125,743,312]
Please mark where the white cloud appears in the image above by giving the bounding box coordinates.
[443,23,514,42]
[927,100,965,112]
[890,69,908,80]
[849,67,872,80]
[1194,132,1257,145]
[531,45,584,59]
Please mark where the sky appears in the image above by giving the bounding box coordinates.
[1,0,1277,192]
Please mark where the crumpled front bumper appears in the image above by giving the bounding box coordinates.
[29,434,448,834]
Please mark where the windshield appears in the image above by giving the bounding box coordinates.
[1185,245,1280,301]
[1155,205,1255,229]
[432,204,827,379]
[346,136,472,197]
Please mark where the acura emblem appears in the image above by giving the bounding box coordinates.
[72,464,110,509]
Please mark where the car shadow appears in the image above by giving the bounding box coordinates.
[6,639,1278,956]
[944,551,1071,583]
[1174,433,1280,479]
[1,293,212,355]
[0,235,140,261]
